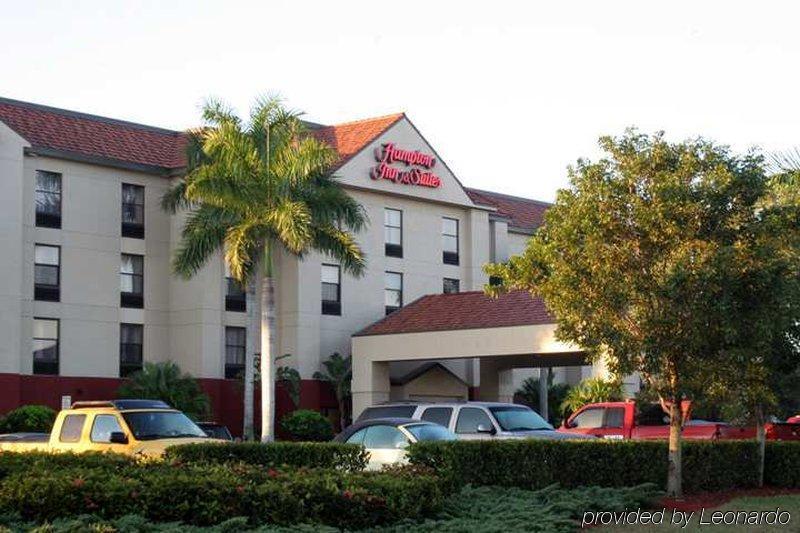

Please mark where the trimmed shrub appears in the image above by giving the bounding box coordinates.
[280,409,334,442]
[408,439,761,493]
[0,405,56,433]
[0,463,445,529]
[0,451,136,480]
[164,441,368,472]
[765,441,800,488]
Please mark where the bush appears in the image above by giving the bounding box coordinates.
[0,462,445,529]
[408,439,762,493]
[280,410,334,442]
[560,378,623,418]
[0,405,56,433]
[117,361,210,420]
[765,441,800,488]
[0,451,135,480]
[164,441,367,472]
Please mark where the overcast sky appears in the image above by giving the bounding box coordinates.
[2,1,798,201]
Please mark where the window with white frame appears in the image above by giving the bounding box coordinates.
[385,271,403,315]
[321,264,341,315]
[384,208,403,257]
[442,217,459,265]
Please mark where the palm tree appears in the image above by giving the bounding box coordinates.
[117,361,211,420]
[163,96,367,442]
[313,352,352,430]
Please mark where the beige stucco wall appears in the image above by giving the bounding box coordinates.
[0,122,27,374]
[390,365,468,402]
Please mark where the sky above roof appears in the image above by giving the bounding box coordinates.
[2,1,798,202]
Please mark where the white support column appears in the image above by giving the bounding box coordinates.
[351,356,390,420]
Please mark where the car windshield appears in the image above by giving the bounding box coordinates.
[122,411,207,440]
[404,423,457,442]
[489,406,553,431]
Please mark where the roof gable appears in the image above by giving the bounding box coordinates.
[355,290,554,337]
[329,115,475,206]
[309,113,404,170]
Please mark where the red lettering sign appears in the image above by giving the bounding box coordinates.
[370,143,441,189]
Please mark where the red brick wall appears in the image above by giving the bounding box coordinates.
[0,373,338,438]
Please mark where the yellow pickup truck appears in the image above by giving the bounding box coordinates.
[0,400,217,457]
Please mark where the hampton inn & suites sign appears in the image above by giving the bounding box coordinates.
[370,143,442,188]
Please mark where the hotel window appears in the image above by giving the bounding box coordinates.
[385,271,403,315]
[119,323,143,377]
[224,263,246,312]
[384,208,403,258]
[225,326,246,379]
[33,318,59,375]
[121,184,145,238]
[321,264,341,315]
[35,170,62,228]
[120,254,144,308]
[34,244,60,301]
[442,217,459,265]
[443,278,460,294]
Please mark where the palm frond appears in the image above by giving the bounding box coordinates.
[202,97,241,128]
[312,224,366,277]
[303,176,368,232]
[172,206,238,279]
[768,148,800,174]
[223,221,262,281]
[161,179,192,214]
[265,199,313,254]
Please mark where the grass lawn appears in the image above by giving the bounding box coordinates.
[601,494,800,532]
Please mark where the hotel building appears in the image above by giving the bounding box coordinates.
[0,97,607,432]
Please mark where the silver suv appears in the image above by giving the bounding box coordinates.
[357,401,590,440]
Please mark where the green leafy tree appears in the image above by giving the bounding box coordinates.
[163,97,367,442]
[486,130,800,497]
[560,378,623,419]
[314,352,352,429]
[118,361,210,420]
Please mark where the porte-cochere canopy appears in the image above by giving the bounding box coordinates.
[351,290,586,418]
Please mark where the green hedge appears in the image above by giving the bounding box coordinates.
[164,441,368,472]
[764,441,800,488]
[408,439,765,493]
[0,451,136,479]
[0,462,444,529]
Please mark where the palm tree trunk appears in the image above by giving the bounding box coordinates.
[667,399,683,498]
[242,278,256,440]
[260,248,276,442]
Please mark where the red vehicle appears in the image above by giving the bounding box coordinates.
[558,400,800,441]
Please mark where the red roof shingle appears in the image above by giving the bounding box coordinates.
[465,188,550,233]
[355,290,554,337]
[311,113,405,170]
[0,98,186,172]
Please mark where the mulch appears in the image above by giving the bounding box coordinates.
[660,487,800,512]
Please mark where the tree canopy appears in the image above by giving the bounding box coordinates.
[486,130,800,495]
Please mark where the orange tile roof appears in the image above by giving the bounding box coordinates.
[354,290,554,337]
[0,97,186,173]
[310,113,405,169]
